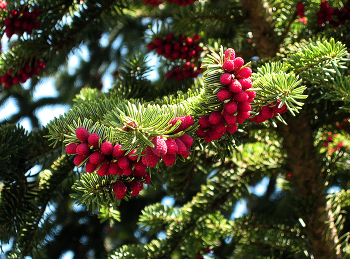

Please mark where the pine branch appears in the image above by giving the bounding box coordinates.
[46,74,201,154]
[231,132,284,172]
[0,0,129,75]
[0,176,38,244]
[112,166,311,258]
[171,0,245,41]
[112,53,155,101]
[98,205,121,225]
[252,66,307,116]
[0,124,31,181]
[327,76,350,112]
[0,123,74,256]
[110,168,248,258]
[138,203,178,235]
[202,47,308,117]
[287,38,349,84]
[70,173,119,211]
[46,94,119,147]
[228,215,309,258]
[0,154,75,258]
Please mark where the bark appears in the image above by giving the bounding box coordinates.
[277,116,341,259]
[239,0,279,58]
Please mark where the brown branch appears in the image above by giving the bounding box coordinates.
[276,1,302,48]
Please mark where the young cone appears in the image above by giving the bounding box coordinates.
[112,181,127,199]
[151,136,168,157]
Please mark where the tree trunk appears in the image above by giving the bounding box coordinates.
[277,116,341,259]
[239,0,279,58]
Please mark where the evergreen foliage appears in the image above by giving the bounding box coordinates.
[1,0,350,259]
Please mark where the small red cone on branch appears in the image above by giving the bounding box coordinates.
[112,181,127,199]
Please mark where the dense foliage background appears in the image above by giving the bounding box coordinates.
[1,0,350,258]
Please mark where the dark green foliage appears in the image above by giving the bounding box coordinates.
[2,0,350,259]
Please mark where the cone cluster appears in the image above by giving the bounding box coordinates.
[148,33,203,80]
[65,116,194,200]
[296,3,305,17]
[1,58,45,89]
[249,100,287,123]
[143,133,194,167]
[196,47,255,142]
[3,5,41,38]
[317,0,350,26]
[148,33,202,61]
[137,116,194,167]
[66,127,151,200]
[0,1,7,9]
[165,62,203,81]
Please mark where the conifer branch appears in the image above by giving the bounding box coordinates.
[46,77,200,155]
[276,6,298,47]
[0,154,75,257]
[70,173,118,211]
[327,76,350,112]
[202,46,308,117]
[287,38,349,83]
[2,1,350,258]
[228,215,309,258]
[110,168,248,258]
[0,0,127,75]
[170,0,244,39]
